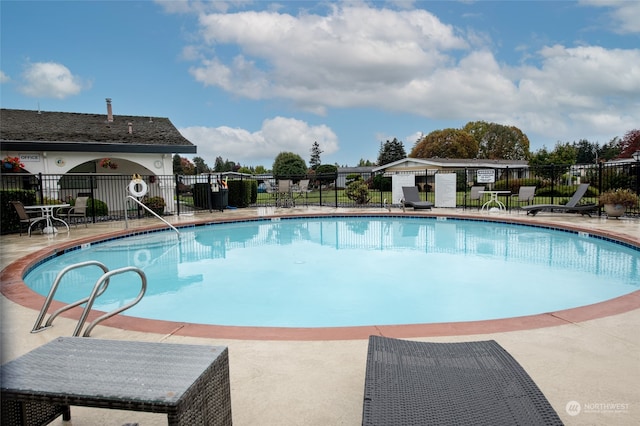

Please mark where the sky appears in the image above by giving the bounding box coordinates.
[1,1,639,169]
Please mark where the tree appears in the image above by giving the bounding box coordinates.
[410,129,478,159]
[358,158,374,166]
[180,157,196,175]
[309,141,323,170]
[173,154,183,174]
[463,121,530,160]
[315,164,338,187]
[192,156,210,173]
[529,142,576,179]
[214,156,225,172]
[600,137,622,161]
[617,129,640,159]
[213,156,238,172]
[272,152,307,178]
[573,139,600,164]
[377,138,406,165]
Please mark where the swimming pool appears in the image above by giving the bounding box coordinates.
[23,216,639,328]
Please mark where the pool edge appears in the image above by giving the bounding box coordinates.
[3,212,639,341]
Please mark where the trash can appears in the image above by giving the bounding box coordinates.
[211,189,228,212]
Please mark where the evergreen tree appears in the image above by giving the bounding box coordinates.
[173,154,183,174]
[310,141,323,170]
[377,138,406,165]
[192,156,210,173]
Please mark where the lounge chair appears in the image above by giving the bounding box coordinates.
[522,183,597,216]
[362,335,563,425]
[402,186,434,210]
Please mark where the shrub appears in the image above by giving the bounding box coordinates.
[599,188,639,207]
[345,180,371,204]
[142,196,166,215]
[227,179,255,207]
[370,174,392,191]
[0,189,37,234]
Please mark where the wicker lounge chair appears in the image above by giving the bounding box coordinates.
[362,335,563,425]
[521,183,597,216]
[402,186,434,210]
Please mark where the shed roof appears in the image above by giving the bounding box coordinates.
[0,108,196,154]
[373,157,528,172]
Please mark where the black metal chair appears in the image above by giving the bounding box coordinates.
[10,201,37,236]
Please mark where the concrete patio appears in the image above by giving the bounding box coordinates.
[1,206,638,425]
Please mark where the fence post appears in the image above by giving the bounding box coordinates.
[505,166,510,210]
[38,173,44,204]
[89,174,96,223]
[174,174,180,216]
[550,164,556,204]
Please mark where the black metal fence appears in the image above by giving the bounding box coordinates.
[1,161,638,231]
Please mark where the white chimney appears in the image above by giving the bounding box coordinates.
[106,98,113,122]
[128,122,133,134]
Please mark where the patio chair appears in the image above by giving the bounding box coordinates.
[465,185,485,209]
[362,335,563,426]
[293,179,310,205]
[57,196,89,227]
[401,186,433,210]
[522,183,597,216]
[277,180,293,207]
[511,186,536,208]
[10,201,38,236]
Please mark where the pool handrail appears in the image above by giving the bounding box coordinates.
[125,195,180,237]
[75,266,147,337]
[31,260,111,333]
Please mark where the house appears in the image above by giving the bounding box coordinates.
[0,99,196,212]
[373,157,529,191]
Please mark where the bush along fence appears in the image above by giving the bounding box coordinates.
[1,161,638,234]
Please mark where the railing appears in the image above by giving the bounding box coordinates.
[31,260,147,337]
[125,195,180,237]
[1,162,638,231]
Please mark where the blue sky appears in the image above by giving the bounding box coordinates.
[2,1,639,169]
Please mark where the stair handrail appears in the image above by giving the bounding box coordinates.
[74,266,147,337]
[31,260,110,333]
[125,195,180,237]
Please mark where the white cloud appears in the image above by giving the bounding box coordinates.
[179,116,339,167]
[0,70,10,83]
[580,0,640,34]
[190,4,466,112]
[19,62,85,99]
[181,2,639,147]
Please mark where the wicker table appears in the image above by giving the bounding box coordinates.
[1,337,232,426]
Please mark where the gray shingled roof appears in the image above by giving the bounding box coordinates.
[0,108,196,154]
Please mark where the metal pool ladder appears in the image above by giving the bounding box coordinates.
[31,260,147,337]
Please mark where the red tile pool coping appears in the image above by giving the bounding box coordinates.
[2,212,639,341]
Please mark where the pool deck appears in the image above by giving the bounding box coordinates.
[1,206,639,425]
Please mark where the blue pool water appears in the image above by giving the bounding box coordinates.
[24,217,639,328]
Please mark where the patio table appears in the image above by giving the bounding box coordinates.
[0,337,232,426]
[24,204,70,235]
